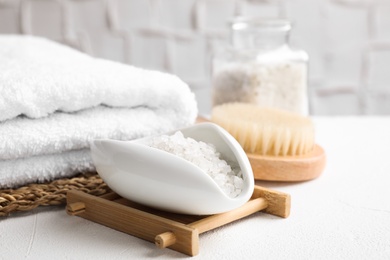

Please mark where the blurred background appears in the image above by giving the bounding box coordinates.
[1,0,389,115]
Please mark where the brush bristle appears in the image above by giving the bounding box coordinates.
[211,103,315,156]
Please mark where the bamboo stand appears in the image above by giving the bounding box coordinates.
[66,185,290,256]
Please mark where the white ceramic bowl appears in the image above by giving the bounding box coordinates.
[90,122,254,215]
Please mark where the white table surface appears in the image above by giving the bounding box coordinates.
[1,117,390,259]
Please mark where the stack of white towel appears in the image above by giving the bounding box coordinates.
[0,35,198,188]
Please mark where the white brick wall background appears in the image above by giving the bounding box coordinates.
[1,0,389,115]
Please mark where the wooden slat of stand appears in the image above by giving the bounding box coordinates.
[66,185,290,256]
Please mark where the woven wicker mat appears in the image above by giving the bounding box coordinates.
[0,172,111,217]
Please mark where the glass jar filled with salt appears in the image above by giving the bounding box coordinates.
[212,17,309,115]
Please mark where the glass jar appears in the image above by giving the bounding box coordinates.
[211,17,309,115]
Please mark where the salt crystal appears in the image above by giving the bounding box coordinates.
[233,176,244,189]
[147,131,244,198]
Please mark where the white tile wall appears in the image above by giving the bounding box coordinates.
[0,0,20,33]
[22,0,64,40]
[113,0,152,30]
[196,0,236,32]
[367,46,390,90]
[1,0,390,115]
[158,0,196,31]
[375,4,390,41]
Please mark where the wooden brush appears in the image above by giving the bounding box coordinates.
[211,103,326,182]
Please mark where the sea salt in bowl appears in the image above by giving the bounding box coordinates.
[91,123,254,215]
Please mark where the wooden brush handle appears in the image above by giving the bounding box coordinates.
[249,144,326,182]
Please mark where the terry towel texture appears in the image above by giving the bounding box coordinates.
[0,35,198,188]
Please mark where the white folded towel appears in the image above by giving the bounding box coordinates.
[0,35,198,188]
